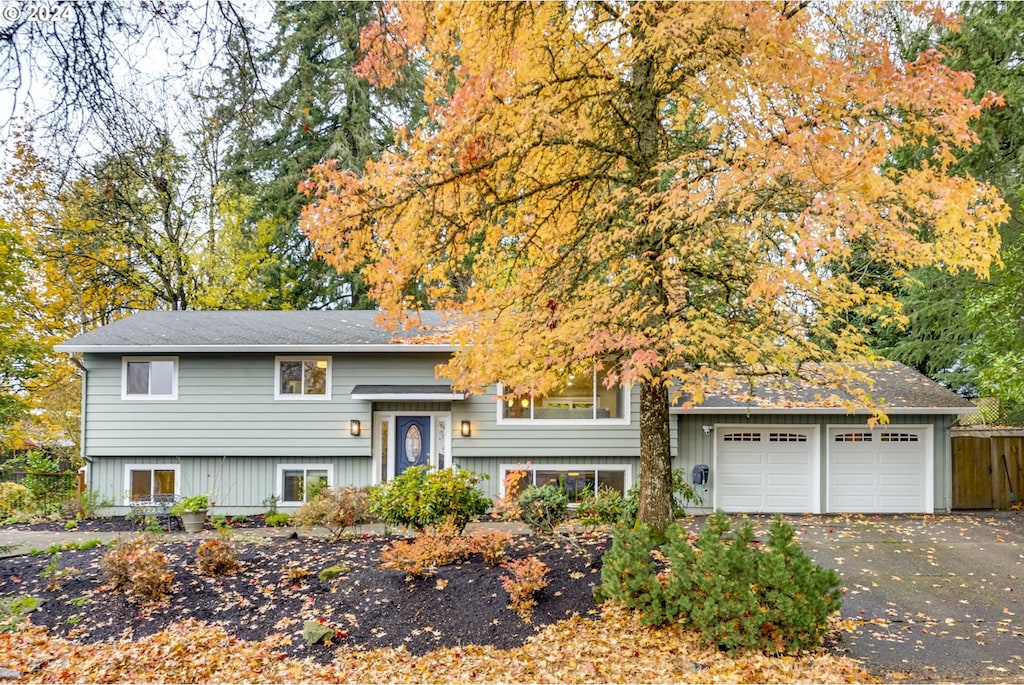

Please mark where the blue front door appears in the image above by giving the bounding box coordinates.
[395,416,431,477]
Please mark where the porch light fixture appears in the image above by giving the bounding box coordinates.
[350,419,361,437]
[460,420,471,437]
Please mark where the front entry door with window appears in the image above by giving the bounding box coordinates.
[395,416,431,477]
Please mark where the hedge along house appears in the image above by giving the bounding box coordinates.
[56,310,973,515]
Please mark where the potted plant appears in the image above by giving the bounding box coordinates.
[171,494,210,533]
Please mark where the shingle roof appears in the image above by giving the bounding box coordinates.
[677,362,974,414]
[54,310,452,353]
[57,311,970,413]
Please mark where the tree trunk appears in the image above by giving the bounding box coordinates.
[638,379,673,533]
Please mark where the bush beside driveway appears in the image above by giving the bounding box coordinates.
[679,512,1024,683]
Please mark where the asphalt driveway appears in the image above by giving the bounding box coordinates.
[726,511,1024,682]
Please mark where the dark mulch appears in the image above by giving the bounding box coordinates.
[2,514,271,534]
[0,527,607,662]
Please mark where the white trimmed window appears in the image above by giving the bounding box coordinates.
[498,366,628,424]
[275,356,331,399]
[277,464,333,505]
[500,464,631,505]
[124,464,180,505]
[122,357,178,399]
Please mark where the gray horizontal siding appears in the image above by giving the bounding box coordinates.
[82,352,448,458]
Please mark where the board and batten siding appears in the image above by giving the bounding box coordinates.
[89,456,372,512]
[675,413,956,514]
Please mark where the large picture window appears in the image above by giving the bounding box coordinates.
[122,357,178,399]
[500,464,630,505]
[499,366,626,422]
[277,464,332,504]
[275,356,331,399]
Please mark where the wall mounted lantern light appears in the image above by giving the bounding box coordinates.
[460,420,471,437]
[350,419,361,437]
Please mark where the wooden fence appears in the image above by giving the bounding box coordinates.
[952,430,1024,510]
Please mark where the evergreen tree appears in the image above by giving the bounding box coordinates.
[215,1,425,309]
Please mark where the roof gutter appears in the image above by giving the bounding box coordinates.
[671,406,975,416]
[53,344,457,354]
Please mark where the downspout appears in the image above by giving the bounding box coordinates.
[68,354,90,493]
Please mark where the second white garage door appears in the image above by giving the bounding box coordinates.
[828,427,931,513]
[716,427,818,513]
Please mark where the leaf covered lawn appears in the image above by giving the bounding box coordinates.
[0,606,875,683]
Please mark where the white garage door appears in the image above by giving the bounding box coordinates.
[828,428,930,513]
[716,427,818,513]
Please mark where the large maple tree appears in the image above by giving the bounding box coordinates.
[301,1,1007,531]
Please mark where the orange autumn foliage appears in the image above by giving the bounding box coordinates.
[300,2,1009,528]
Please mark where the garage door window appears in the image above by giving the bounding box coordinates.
[770,432,807,442]
[835,432,872,442]
[723,432,761,442]
[881,432,918,442]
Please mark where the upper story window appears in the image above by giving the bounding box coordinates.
[498,366,627,423]
[122,357,178,400]
[275,356,331,399]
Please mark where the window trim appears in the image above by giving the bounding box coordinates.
[123,463,180,506]
[274,356,333,400]
[498,463,633,505]
[121,357,179,400]
[276,463,335,505]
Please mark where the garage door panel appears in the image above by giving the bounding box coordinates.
[828,427,929,514]
[716,427,816,513]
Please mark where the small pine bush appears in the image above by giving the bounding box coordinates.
[369,466,490,534]
[595,512,842,654]
[291,486,372,541]
[101,536,174,603]
[518,484,568,535]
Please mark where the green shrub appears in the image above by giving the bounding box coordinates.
[291,486,372,541]
[518,484,568,535]
[318,564,351,581]
[576,486,626,528]
[0,596,41,632]
[619,468,702,526]
[265,512,290,527]
[595,512,842,654]
[369,466,490,534]
[0,482,35,519]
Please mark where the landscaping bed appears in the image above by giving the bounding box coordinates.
[0,529,605,660]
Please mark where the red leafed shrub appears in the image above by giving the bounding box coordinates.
[467,530,511,566]
[501,556,549,621]
[101,536,174,603]
[196,534,241,576]
[379,522,468,577]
